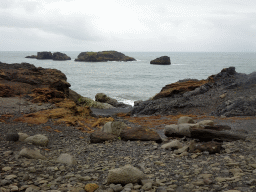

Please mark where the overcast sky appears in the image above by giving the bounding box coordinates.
[1,0,256,52]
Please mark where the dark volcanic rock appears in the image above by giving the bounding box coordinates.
[37,51,53,59]
[131,67,256,117]
[52,52,71,60]
[75,51,136,62]
[120,127,162,143]
[150,56,171,65]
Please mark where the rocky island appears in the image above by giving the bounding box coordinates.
[26,51,71,60]
[150,56,171,65]
[74,51,136,62]
[0,63,256,192]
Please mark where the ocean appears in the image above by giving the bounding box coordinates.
[0,51,255,106]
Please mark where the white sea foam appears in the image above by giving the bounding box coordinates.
[113,97,134,106]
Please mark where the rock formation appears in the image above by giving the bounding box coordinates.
[37,51,53,59]
[25,52,71,61]
[150,56,171,65]
[52,52,71,60]
[0,62,70,98]
[75,51,136,62]
[131,67,256,117]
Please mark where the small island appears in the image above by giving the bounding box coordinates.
[74,51,136,62]
[150,56,171,65]
[26,51,71,61]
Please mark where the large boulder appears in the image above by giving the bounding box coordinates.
[107,164,145,184]
[75,51,136,62]
[52,52,71,60]
[120,127,162,143]
[150,56,171,65]
[37,51,53,59]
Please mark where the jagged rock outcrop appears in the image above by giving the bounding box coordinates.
[75,51,136,62]
[150,56,171,65]
[131,67,256,117]
[25,52,71,61]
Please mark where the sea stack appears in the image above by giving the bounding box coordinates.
[150,56,171,65]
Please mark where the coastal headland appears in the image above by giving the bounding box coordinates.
[0,61,256,192]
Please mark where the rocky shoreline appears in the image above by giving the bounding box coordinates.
[1,63,256,192]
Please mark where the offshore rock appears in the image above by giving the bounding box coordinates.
[37,51,53,59]
[75,51,136,62]
[150,56,171,65]
[26,51,71,61]
[52,52,71,60]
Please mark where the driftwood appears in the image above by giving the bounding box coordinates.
[190,128,246,142]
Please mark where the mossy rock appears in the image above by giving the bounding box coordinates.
[78,97,114,109]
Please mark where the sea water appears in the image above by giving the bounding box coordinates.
[0,51,255,106]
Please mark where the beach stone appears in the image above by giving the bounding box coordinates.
[177,124,192,137]
[6,133,19,142]
[2,167,12,171]
[107,164,145,184]
[5,175,17,180]
[174,145,189,154]
[84,183,99,192]
[141,182,152,190]
[109,184,123,192]
[19,148,46,159]
[18,133,29,141]
[161,140,182,150]
[102,121,127,136]
[56,153,77,165]
[177,116,195,124]
[90,131,117,143]
[120,127,162,143]
[24,134,49,147]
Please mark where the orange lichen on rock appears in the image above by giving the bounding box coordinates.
[91,117,114,128]
[0,84,15,97]
[14,99,93,126]
[153,79,210,100]
[31,88,65,103]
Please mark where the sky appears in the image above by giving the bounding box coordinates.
[0,0,256,52]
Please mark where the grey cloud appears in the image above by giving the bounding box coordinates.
[0,12,102,41]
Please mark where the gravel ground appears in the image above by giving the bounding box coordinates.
[1,97,256,192]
